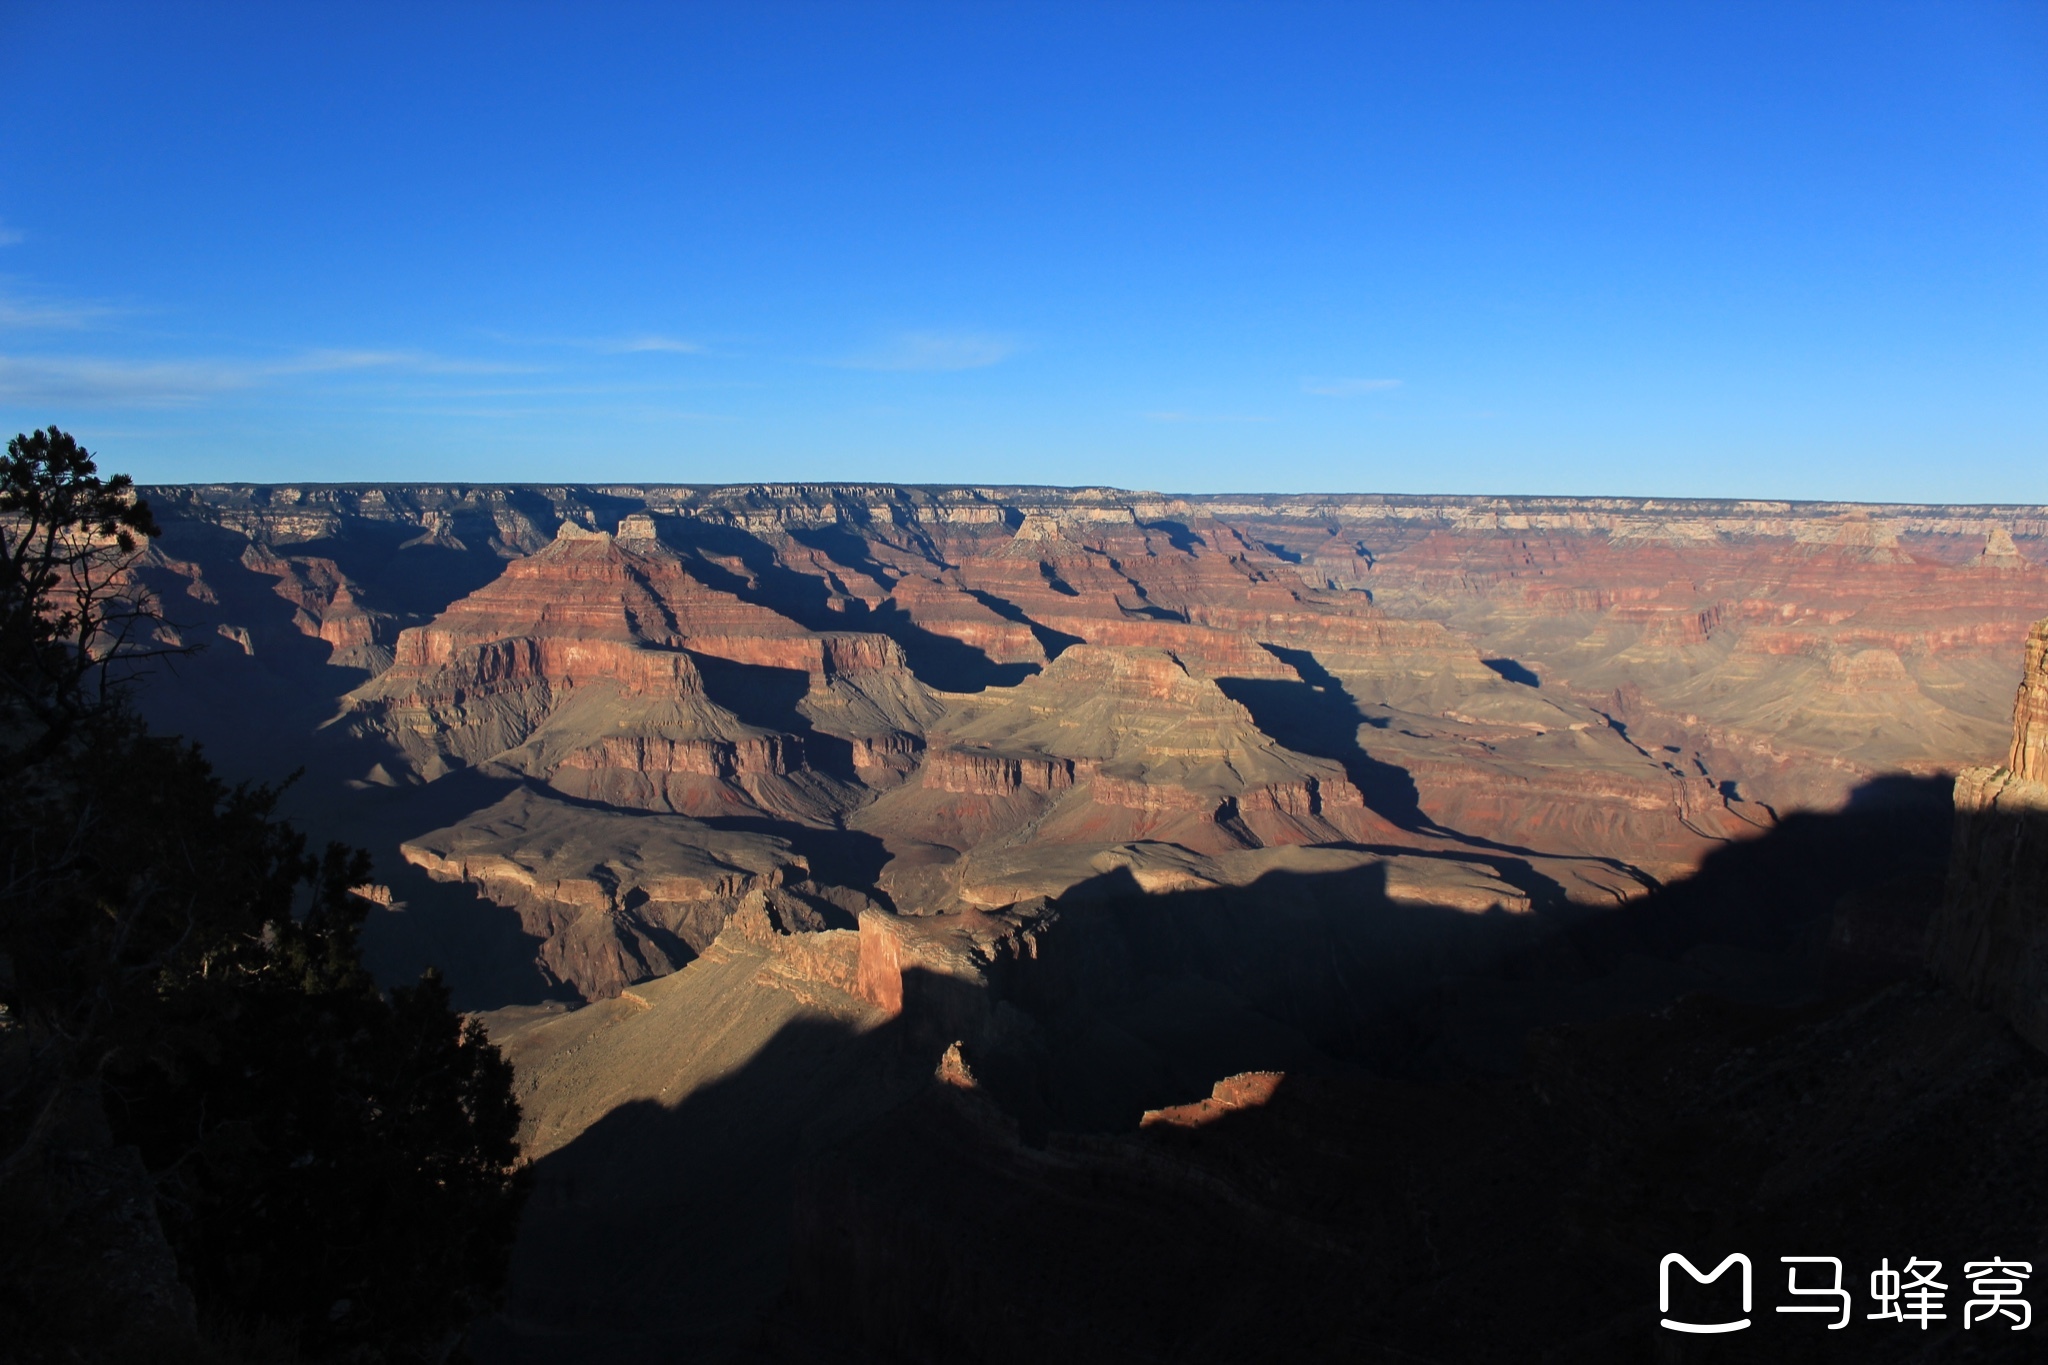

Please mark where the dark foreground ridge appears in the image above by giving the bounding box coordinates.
[466,770,2048,1364]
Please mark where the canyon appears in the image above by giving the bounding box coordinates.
[126,483,2048,1360]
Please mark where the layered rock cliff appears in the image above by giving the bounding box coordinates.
[126,483,2048,1015]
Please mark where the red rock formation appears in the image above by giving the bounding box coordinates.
[342,524,936,824]
[918,749,1085,796]
[1138,1071,1285,1129]
[2008,617,2048,780]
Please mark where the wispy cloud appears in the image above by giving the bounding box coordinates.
[0,355,256,405]
[1302,376,1402,397]
[271,349,421,374]
[1144,411,1277,424]
[348,401,736,423]
[0,346,542,406]
[472,328,707,355]
[0,294,121,330]
[839,331,1019,372]
[604,334,703,354]
[274,348,538,376]
[0,224,24,248]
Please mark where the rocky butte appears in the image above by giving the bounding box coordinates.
[128,484,2048,1361]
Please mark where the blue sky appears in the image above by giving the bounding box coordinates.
[1,1,2043,499]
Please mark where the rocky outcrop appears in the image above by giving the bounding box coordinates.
[1972,525,2028,570]
[2008,616,2048,781]
[1930,617,2048,1051]
[919,749,1086,797]
[1138,1070,1286,1129]
[1930,767,2048,1044]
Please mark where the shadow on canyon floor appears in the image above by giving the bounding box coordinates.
[289,522,516,621]
[1481,655,1542,687]
[1216,646,1426,829]
[1373,772,1955,1077]
[860,599,1042,693]
[1215,650,1692,894]
[348,770,579,1011]
[1552,772,1952,966]
[677,521,1041,693]
[137,523,381,772]
[991,771,1954,1102]
[472,774,1976,1363]
[686,651,869,781]
[762,977,2048,1365]
[469,1013,932,1365]
[961,586,1086,664]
